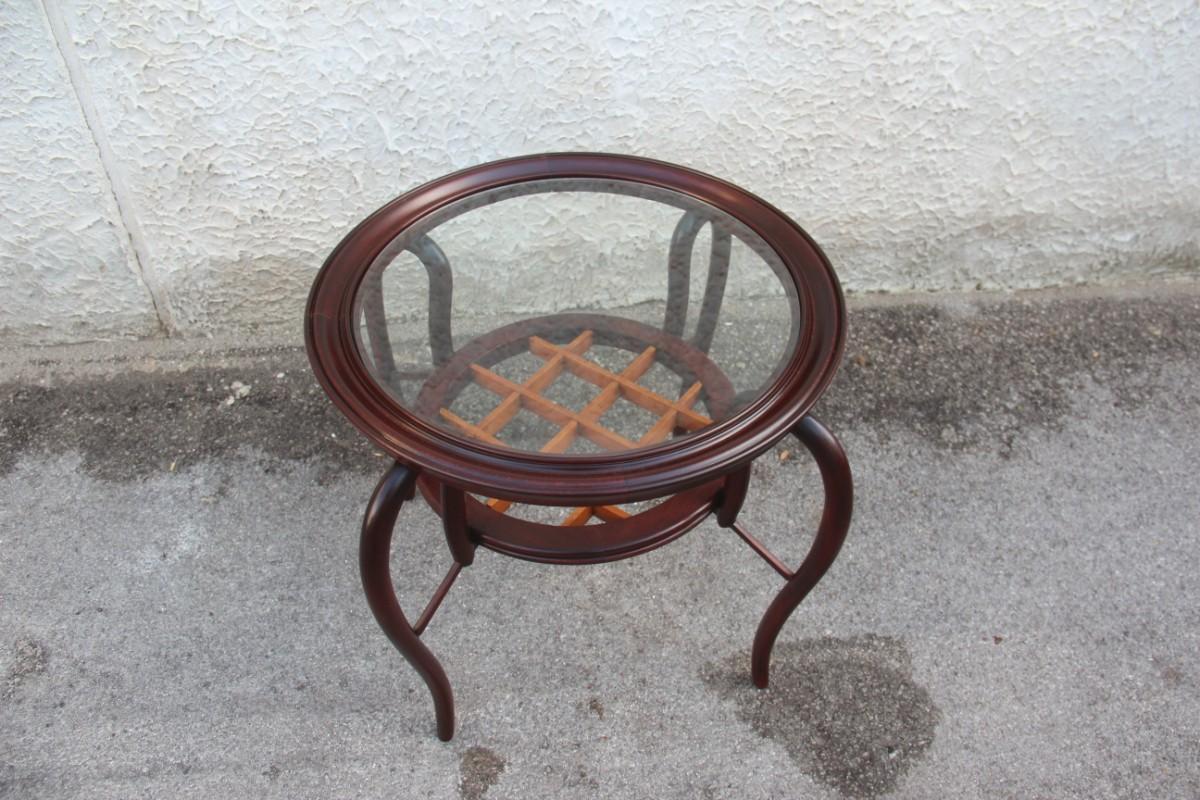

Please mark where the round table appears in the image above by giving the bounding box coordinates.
[306,153,853,741]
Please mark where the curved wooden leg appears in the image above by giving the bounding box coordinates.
[360,462,455,741]
[664,211,705,338]
[360,266,399,390]
[409,234,455,366]
[750,415,853,688]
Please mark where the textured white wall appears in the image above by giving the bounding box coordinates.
[0,0,160,341]
[1,0,1197,343]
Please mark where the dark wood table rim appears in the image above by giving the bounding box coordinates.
[305,152,846,506]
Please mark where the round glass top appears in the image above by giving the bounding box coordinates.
[352,177,802,457]
[307,154,844,503]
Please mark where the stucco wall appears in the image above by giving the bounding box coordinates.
[0,0,160,341]
[1,0,1197,343]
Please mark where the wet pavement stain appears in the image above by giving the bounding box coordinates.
[2,292,1197,481]
[702,636,940,799]
[815,294,1200,456]
[459,746,505,800]
[0,356,376,481]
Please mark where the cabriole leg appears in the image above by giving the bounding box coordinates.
[750,415,853,688]
[360,462,456,740]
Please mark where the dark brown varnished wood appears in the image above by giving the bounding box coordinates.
[751,415,853,688]
[306,153,845,506]
[414,313,735,431]
[439,483,475,566]
[308,154,854,741]
[715,463,752,528]
[416,474,723,565]
[360,463,455,741]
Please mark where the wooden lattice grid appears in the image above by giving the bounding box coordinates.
[438,330,713,525]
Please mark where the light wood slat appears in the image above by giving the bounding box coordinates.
[620,346,658,381]
[475,331,591,435]
[521,328,591,392]
[440,409,515,511]
[441,330,712,527]
[638,409,677,445]
[479,423,583,516]
[469,364,636,450]
[523,352,564,394]
[559,348,661,521]
[528,336,711,430]
[476,392,522,435]
[561,506,593,526]
[575,346,657,422]
[638,381,704,445]
[485,420,581,514]
[440,408,506,446]
[562,503,629,525]
[593,505,631,522]
[677,380,704,407]
[562,330,596,354]
[577,382,620,422]
[540,420,579,454]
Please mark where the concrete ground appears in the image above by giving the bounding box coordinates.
[1,283,1198,799]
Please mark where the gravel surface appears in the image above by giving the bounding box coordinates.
[1,283,1198,799]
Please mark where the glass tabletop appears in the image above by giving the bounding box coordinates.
[351,177,803,457]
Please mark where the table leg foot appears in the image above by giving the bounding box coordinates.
[361,462,456,741]
[750,415,853,689]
